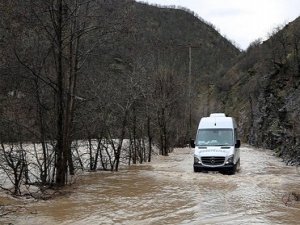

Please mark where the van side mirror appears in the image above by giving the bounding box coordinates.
[235,140,241,148]
[190,139,195,148]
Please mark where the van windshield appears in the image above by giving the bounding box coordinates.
[195,129,234,146]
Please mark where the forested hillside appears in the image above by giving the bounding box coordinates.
[0,0,239,187]
[0,0,240,146]
[219,17,300,164]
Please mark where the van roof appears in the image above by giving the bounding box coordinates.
[210,113,226,117]
[198,116,236,129]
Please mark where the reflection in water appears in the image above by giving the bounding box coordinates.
[1,146,300,225]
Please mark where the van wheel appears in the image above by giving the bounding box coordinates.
[228,164,237,175]
[194,167,200,172]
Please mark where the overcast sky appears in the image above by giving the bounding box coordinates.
[137,0,300,50]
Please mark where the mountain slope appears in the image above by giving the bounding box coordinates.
[220,16,300,163]
[77,0,241,143]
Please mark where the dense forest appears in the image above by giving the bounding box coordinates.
[1,0,299,195]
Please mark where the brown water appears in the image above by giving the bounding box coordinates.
[1,145,300,225]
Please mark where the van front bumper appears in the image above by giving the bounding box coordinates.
[193,163,234,171]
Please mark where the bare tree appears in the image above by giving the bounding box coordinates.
[0,142,27,195]
[7,0,99,186]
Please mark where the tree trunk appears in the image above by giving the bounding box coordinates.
[147,115,152,162]
[114,109,128,171]
[55,0,67,186]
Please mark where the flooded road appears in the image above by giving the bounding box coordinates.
[1,145,300,225]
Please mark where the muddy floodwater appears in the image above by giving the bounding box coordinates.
[1,145,300,225]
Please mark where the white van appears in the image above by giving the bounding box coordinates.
[191,113,240,174]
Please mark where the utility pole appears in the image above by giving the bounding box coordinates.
[153,42,200,147]
[188,46,192,147]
